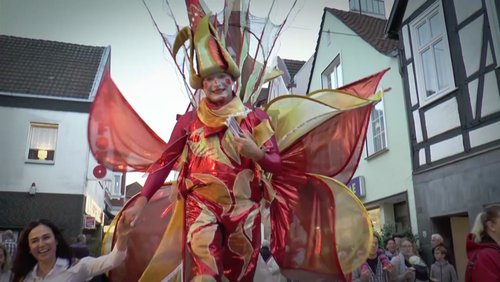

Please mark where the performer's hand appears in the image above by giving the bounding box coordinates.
[234,130,264,161]
[114,215,132,251]
[116,215,133,237]
[121,196,147,227]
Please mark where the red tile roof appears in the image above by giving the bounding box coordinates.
[326,8,399,55]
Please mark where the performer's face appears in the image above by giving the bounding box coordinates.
[203,72,234,106]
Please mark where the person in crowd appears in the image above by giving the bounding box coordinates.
[2,230,16,260]
[70,234,90,260]
[0,244,12,282]
[390,238,428,282]
[430,245,457,282]
[392,234,403,254]
[384,237,398,260]
[352,232,392,282]
[11,216,131,282]
[465,204,500,282]
[430,234,444,251]
[430,233,445,262]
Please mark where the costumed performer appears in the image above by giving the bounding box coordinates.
[121,15,281,282]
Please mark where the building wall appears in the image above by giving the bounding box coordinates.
[0,105,94,234]
[413,147,500,268]
[399,0,500,169]
[396,0,500,269]
[291,55,313,94]
[310,11,417,235]
[0,192,84,237]
[0,106,90,194]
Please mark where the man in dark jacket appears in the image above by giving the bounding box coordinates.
[70,234,90,259]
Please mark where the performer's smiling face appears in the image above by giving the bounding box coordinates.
[203,72,234,106]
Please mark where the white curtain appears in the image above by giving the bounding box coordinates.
[30,124,58,150]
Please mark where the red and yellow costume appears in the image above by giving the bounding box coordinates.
[90,1,390,281]
[136,96,280,281]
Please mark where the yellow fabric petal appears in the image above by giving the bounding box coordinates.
[265,90,382,151]
[253,119,274,148]
[221,130,241,165]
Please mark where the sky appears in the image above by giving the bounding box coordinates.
[0,0,346,184]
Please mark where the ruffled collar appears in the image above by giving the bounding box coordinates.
[197,96,248,129]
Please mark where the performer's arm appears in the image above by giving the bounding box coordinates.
[256,135,281,173]
[253,108,281,173]
[140,113,191,199]
[122,113,190,226]
[236,108,281,173]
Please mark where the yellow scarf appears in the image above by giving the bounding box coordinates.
[197,96,248,128]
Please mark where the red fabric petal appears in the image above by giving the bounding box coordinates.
[88,70,167,172]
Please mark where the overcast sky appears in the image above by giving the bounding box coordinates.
[0,0,345,183]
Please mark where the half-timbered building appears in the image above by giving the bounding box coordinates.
[386,0,500,276]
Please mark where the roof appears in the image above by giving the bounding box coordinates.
[0,35,107,100]
[325,8,399,55]
[307,8,399,92]
[283,59,306,81]
[126,182,143,199]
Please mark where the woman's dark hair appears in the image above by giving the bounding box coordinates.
[384,237,395,247]
[11,219,72,282]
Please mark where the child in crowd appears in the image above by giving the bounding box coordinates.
[430,245,458,282]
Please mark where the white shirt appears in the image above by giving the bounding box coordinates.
[23,248,126,282]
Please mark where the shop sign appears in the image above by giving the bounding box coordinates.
[85,196,103,223]
[84,215,96,229]
[347,176,366,198]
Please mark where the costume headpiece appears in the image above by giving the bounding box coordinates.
[173,15,240,89]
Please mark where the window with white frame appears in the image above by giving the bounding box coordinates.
[322,54,343,89]
[366,99,387,156]
[27,122,58,162]
[411,2,455,104]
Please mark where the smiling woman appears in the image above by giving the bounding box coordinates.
[11,218,131,282]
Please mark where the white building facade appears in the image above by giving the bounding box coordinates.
[308,3,417,241]
[0,35,122,239]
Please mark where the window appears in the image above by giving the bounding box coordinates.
[349,0,385,17]
[322,54,343,89]
[411,2,455,104]
[394,201,410,233]
[366,99,387,156]
[112,174,122,197]
[27,122,58,162]
[368,208,382,233]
